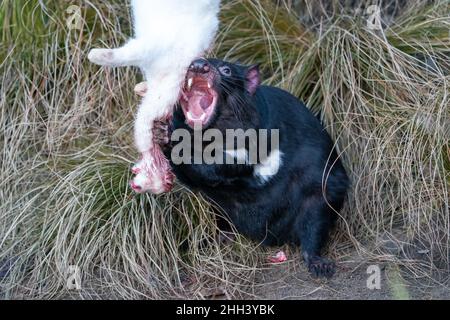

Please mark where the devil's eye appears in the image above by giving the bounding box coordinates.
[219,66,232,76]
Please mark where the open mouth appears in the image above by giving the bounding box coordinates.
[180,72,217,128]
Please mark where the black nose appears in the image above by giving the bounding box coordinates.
[189,59,210,74]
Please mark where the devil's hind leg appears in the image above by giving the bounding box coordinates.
[297,195,338,278]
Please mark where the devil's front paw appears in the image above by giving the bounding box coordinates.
[305,255,336,279]
[153,121,170,147]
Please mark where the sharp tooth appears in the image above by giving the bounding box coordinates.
[188,78,193,90]
[186,111,207,122]
[207,82,211,89]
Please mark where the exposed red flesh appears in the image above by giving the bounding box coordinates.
[268,251,288,264]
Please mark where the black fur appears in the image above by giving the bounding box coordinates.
[158,58,349,278]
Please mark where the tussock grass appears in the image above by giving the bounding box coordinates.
[0,0,449,298]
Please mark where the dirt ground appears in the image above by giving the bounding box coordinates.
[252,254,450,300]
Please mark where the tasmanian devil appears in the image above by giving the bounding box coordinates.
[152,58,350,278]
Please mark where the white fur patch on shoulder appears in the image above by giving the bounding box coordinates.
[254,149,283,183]
[224,148,249,164]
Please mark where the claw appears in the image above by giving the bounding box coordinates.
[306,256,336,279]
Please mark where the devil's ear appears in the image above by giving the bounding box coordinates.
[245,64,261,95]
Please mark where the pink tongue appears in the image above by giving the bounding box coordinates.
[189,96,205,117]
[200,95,213,110]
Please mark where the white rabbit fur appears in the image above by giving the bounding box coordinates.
[88,0,220,193]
